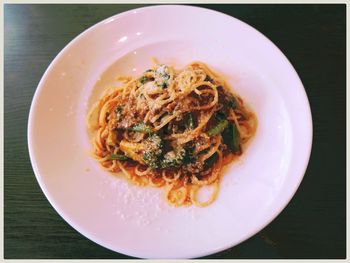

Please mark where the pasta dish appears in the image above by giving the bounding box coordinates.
[87,61,257,207]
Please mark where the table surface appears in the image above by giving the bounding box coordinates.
[4,4,346,259]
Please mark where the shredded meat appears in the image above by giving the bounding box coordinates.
[184,161,204,174]
[110,99,143,130]
[164,96,198,114]
[194,135,212,153]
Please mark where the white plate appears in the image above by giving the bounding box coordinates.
[28,5,313,259]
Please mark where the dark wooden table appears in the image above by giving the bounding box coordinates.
[4,4,346,259]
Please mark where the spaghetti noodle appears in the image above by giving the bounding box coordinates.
[88,61,257,207]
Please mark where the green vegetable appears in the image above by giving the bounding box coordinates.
[108,154,128,161]
[231,122,241,153]
[143,151,160,169]
[142,134,163,169]
[142,138,199,169]
[227,95,238,109]
[215,111,226,121]
[204,152,218,169]
[161,143,200,168]
[222,122,241,153]
[161,147,186,168]
[183,144,198,164]
[130,122,154,133]
[139,76,153,85]
[188,113,194,129]
[207,119,229,136]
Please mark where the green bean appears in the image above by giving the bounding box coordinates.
[207,120,229,136]
[108,154,128,161]
[188,113,194,129]
[231,122,241,153]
